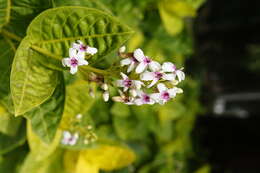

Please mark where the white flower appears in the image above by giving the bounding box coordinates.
[101,83,108,91]
[141,71,175,88]
[134,90,156,105]
[61,131,79,145]
[112,90,135,105]
[116,73,144,92]
[162,62,185,82]
[73,40,98,55]
[103,91,109,102]
[119,45,126,53]
[151,83,178,105]
[62,48,88,74]
[120,56,139,73]
[134,48,161,73]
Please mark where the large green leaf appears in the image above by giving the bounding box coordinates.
[10,37,60,116]
[11,7,133,116]
[26,7,133,63]
[0,118,26,155]
[24,74,65,143]
[0,0,10,29]
[0,112,22,136]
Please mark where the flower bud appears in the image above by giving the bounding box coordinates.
[103,91,109,102]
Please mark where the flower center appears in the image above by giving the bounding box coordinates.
[144,57,151,64]
[172,65,177,71]
[80,45,87,51]
[143,94,150,103]
[70,58,78,67]
[123,79,132,87]
[161,91,170,100]
[154,72,163,79]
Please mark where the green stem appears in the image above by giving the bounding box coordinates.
[1,29,22,42]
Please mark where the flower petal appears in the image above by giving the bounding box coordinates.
[134,98,144,106]
[86,47,98,55]
[140,72,154,81]
[130,89,137,97]
[103,91,109,102]
[116,80,124,87]
[133,48,145,62]
[120,58,132,66]
[176,70,185,81]
[127,62,136,73]
[72,43,80,50]
[120,72,128,80]
[162,62,175,72]
[150,93,160,101]
[162,73,176,81]
[69,48,77,58]
[157,83,167,92]
[147,78,159,88]
[149,61,161,72]
[168,88,177,97]
[62,58,70,67]
[136,62,147,74]
[133,80,144,89]
[78,59,88,66]
[70,66,78,74]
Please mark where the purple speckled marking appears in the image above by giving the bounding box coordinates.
[161,91,170,101]
[70,58,78,67]
[123,79,132,87]
[144,57,151,64]
[154,72,163,79]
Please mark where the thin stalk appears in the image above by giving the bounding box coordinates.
[1,29,22,42]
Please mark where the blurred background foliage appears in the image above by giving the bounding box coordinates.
[0,0,209,172]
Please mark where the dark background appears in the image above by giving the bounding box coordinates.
[190,0,260,172]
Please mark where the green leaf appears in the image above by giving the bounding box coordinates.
[0,118,26,155]
[10,37,60,116]
[162,0,196,18]
[0,0,11,29]
[54,0,112,14]
[26,6,133,64]
[24,74,65,143]
[11,6,133,116]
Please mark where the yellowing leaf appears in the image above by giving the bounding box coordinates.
[163,0,196,17]
[27,121,62,161]
[80,145,136,171]
[76,154,99,173]
[158,2,184,36]
[63,150,80,173]
[127,31,144,51]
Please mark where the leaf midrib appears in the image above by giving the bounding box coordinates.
[35,31,134,45]
[0,0,11,28]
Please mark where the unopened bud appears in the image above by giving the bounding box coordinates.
[103,91,109,102]
[119,46,126,53]
[101,83,108,90]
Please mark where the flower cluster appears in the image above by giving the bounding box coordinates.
[62,41,185,106]
[111,47,185,105]
[62,40,98,74]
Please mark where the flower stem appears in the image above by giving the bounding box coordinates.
[1,29,22,42]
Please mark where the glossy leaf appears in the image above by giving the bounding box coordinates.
[26,7,133,63]
[24,74,65,143]
[10,37,60,116]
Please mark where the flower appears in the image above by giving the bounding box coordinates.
[134,90,156,105]
[116,73,144,92]
[62,48,88,74]
[120,56,139,73]
[101,83,108,90]
[119,45,126,53]
[61,131,79,145]
[151,83,179,105]
[73,40,98,55]
[141,71,175,88]
[103,91,109,102]
[162,62,185,82]
[112,90,135,105]
[134,48,161,73]
[76,114,82,119]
